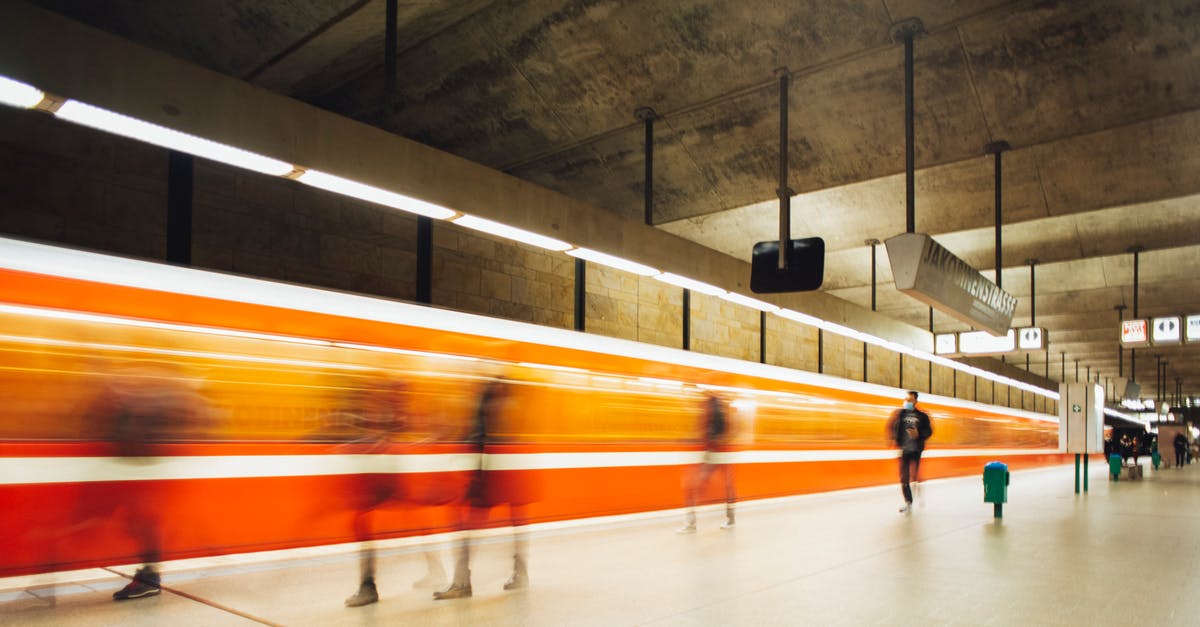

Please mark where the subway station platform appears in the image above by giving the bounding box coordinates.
[4,460,1199,626]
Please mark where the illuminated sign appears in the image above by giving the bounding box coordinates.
[958,329,1016,355]
[1017,327,1046,351]
[885,233,1016,336]
[1152,316,1182,345]
[1187,315,1200,343]
[934,333,957,355]
[1120,319,1149,348]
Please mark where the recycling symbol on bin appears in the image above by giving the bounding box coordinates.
[1157,319,1178,334]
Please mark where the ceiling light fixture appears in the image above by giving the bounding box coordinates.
[55,100,294,176]
[566,247,659,276]
[297,169,455,220]
[0,75,44,108]
[654,273,726,296]
[451,215,572,251]
[720,292,780,312]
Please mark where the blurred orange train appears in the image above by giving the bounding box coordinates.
[0,237,1064,577]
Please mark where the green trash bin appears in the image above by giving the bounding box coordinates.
[1108,454,1123,481]
[983,461,1009,518]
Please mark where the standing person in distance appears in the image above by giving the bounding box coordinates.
[887,391,932,514]
[1174,431,1188,469]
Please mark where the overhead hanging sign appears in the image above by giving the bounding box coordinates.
[1152,316,1182,345]
[1017,327,1047,351]
[934,333,957,355]
[1120,319,1149,348]
[1187,315,1200,343]
[958,329,1016,355]
[885,232,1016,336]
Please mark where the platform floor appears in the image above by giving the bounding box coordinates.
[4,459,1200,626]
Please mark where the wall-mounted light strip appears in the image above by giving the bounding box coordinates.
[720,292,779,312]
[566,247,658,276]
[655,273,725,296]
[297,169,455,220]
[54,100,294,176]
[451,215,572,251]
[0,76,43,108]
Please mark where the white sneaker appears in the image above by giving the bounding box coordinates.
[898,503,912,514]
[720,520,735,530]
[676,523,697,534]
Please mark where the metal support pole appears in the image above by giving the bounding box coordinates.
[863,342,868,382]
[1084,454,1089,492]
[1075,454,1080,494]
[776,68,793,268]
[759,311,766,364]
[636,107,656,226]
[574,258,585,331]
[682,288,690,351]
[1027,259,1038,325]
[416,217,432,303]
[986,141,1012,289]
[383,0,397,123]
[899,354,904,390]
[1075,360,1080,383]
[1131,246,1142,383]
[166,151,193,266]
[890,19,924,233]
[867,239,880,310]
[1116,304,1126,376]
[1061,352,1066,382]
[817,329,824,374]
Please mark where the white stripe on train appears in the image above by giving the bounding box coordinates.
[0,449,1061,485]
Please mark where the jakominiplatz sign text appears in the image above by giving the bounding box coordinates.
[885,232,1016,335]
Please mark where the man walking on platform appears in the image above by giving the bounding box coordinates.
[887,391,932,514]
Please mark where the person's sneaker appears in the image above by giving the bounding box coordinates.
[898,503,912,514]
[344,581,378,607]
[676,523,697,534]
[503,573,529,591]
[432,584,472,600]
[720,519,735,530]
[112,567,160,601]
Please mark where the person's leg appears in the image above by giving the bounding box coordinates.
[434,502,484,600]
[504,503,529,590]
[899,454,913,509]
[721,464,736,528]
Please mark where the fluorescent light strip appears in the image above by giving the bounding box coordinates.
[297,170,455,220]
[720,292,779,312]
[0,303,331,347]
[452,215,572,251]
[54,100,293,176]
[654,273,726,296]
[566,248,658,276]
[0,75,44,108]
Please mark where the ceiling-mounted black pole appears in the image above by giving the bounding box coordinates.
[636,107,656,226]
[1075,359,1079,383]
[776,68,793,269]
[383,0,397,124]
[867,239,880,311]
[682,288,691,351]
[759,311,767,364]
[574,258,585,331]
[416,217,432,303]
[986,141,1011,289]
[890,18,924,233]
[1115,304,1126,376]
[1027,259,1038,325]
[1061,352,1065,382]
[1130,245,1142,382]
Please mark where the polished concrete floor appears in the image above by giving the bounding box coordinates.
[4,459,1200,626]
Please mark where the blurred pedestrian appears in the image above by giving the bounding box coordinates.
[1174,432,1187,469]
[678,390,735,533]
[887,391,932,514]
[434,378,530,600]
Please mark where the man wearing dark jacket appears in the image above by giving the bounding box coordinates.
[887,391,933,514]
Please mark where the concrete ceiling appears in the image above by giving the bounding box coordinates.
[25,0,1200,401]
